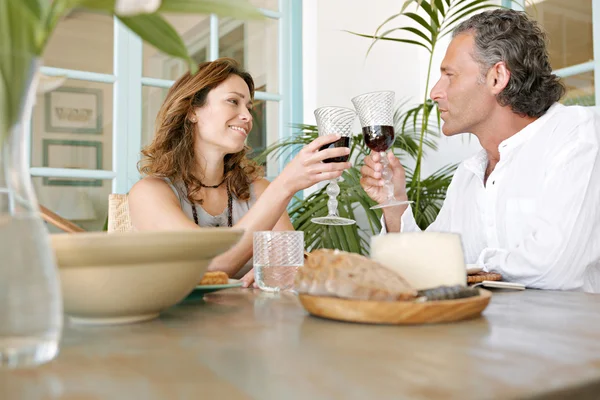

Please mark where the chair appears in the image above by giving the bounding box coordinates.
[40,205,86,233]
[108,194,133,233]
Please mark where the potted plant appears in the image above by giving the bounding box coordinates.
[0,0,261,368]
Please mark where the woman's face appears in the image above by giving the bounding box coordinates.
[192,74,253,154]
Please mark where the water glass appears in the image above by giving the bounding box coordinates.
[253,231,304,292]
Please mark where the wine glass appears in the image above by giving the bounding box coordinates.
[310,106,356,226]
[351,91,412,210]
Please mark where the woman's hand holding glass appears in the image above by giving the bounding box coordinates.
[276,134,352,196]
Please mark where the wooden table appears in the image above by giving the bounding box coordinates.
[2,289,600,400]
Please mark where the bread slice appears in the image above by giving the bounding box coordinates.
[295,249,417,301]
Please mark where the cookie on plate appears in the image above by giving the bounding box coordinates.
[199,271,229,285]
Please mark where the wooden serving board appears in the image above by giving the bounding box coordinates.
[298,289,492,325]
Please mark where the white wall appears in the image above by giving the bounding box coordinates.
[303,0,483,179]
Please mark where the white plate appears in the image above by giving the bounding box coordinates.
[472,281,526,290]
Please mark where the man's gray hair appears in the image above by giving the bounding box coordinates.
[453,9,565,118]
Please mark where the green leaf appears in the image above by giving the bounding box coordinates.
[0,0,41,137]
[21,0,45,20]
[80,0,263,19]
[434,0,446,17]
[373,11,405,38]
[46,0,83,41]
[400,0,416,13]
[158,0,263,20]
[346,31,432,53]
[440,4,498,38]
[118,13,194,72]
[418,1,440,30]
[78,0,114,10]
[404,12,436,37]
[398,26,434,46]
[367,27,433,55]
[442,0,495,33]
[79,0,262,75]
[447,0,493,19]
[367,26,434,54]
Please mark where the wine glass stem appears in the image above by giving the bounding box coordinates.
[326,179,340,217]
[380,151,396,202]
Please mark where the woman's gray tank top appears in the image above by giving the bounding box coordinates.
[164,178,257,278]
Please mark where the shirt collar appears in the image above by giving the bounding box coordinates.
[463,149,488,182]
[498,102,563,154]
[462,102,562,180]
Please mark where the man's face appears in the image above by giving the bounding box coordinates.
[430,33,496,137]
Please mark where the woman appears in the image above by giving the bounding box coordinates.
[129,58,351,287]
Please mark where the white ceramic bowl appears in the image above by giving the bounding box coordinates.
[50,228,244,325]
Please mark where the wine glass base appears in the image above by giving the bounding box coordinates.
[370,200,413,210]
[311,216,356,226]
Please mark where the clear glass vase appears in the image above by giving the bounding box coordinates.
[0,55,63,368]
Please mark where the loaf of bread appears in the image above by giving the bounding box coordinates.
[199,271,229,285]
[294,249,417,301]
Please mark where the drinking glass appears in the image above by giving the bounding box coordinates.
[311,106,356,226]
[253,231,304,292]
[351,91,412,209]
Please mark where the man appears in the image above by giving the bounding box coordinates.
[360,9,600,292]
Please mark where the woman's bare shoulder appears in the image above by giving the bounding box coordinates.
[128,177,193,230]
[129,177,175,201]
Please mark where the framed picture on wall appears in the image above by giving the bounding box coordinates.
[42,139,103,187]
[45,87,103,134]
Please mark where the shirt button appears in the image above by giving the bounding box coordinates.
[492,181,495,185]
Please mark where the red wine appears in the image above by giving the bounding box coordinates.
[319,136,350,163]
[363,125,394,152]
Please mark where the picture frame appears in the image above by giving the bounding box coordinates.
[42,139,103,187]
[45,86,103,134]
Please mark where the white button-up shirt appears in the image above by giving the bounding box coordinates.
[385,103,600,293]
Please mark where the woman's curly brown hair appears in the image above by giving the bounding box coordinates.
[138,58,263,205]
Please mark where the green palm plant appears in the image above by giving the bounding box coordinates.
[347,0,507,222]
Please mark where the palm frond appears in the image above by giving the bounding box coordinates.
[406,164,457,229]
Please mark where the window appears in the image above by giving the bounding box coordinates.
[506,0,599,106]
[32,2,303,232]
[31,11,115,233]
